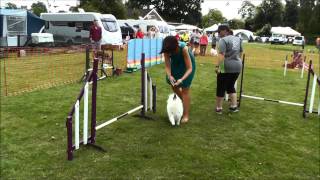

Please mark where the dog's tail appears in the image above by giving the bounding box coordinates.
[173,94,177,100]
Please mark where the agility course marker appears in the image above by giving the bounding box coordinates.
[66,53,156,160]
[239,56,319,118]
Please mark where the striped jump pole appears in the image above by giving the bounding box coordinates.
[300,56,306,79]
[241,95,304,107]
[239,56,319,118]
[94,53,156,131]
[283,55,288,77]
[66,58,98,161]
[66,53,157,160]
[303,60,320,117]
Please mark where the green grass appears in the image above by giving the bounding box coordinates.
[1,47,319,178]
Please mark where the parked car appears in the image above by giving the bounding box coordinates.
[292,36,305,46]
[269,34,287,44]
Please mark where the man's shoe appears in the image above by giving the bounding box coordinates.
[215,108,223,114]
[229,107,239,113]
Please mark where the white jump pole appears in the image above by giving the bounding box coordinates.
[148,75,153,111]
[300,61,305,79]
[83,82,89,145]
[308,74,317,113]
[75,100,80,150]
[144,69,148,113]
[241,94,304,106]
[95,105,144,130]
[318,97,320,115]
[284,55,288,77]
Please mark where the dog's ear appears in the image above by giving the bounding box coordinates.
[173,94,177,100]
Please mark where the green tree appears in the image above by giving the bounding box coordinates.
[128,0,202,25]
[201,9,226,28]
[228,19,245,29]
[238,1,256,31]
[307,1,320,34]
[69,6,79,12]
[81,0,126,19]
[256,23,272,36]
[253,0,284,31]
[298,0,315,33]
[5,3,17,9]
[283,0,299,29]
[238,0,255,19]
[31,2,47,17]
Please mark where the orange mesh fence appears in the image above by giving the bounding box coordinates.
[0,46,89,96]
[0,45,128,96]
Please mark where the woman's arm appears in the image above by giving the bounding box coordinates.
[164,53,176,85]
[164,53,172,77]
[177,46,193,84]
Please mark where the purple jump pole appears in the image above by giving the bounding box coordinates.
[302,60,312,118]
[238,54,246,108]
[66,116,73,160]
[141,53,146,117]
[90,58,99,143]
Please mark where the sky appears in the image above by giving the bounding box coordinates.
[201,0,264,20]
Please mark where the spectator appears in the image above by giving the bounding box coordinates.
[89,19,102,52]
[147,27,156,39]
[215,25,243,114]
[199,32,209,56]
[136,28,144,39]
[161,36,196,123]
[175,33,180,41]
[180,31,189,43]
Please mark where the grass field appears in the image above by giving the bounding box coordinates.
[1,43,319,179]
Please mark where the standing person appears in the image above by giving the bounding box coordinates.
[147,27,156,39]
[89,19,102,52]
[180,31,189,44]
[215,25,243,114]
[136,27,144,39]
[200,32,209,56]
[161,36,196,123]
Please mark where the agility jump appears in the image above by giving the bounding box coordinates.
[66,53,156,160]
[238,55,319,118]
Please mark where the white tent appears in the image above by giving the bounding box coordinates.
[271,27,301,36]
[175,24,200,31]
[233,29,255,41]
[204,24,219,32]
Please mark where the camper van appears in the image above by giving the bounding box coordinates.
[40,13,122,45]
[117,19,169,38]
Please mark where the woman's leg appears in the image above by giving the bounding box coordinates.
[172,86,183,99]
[181,88,190,122]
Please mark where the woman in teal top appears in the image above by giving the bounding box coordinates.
[160,36,196,123]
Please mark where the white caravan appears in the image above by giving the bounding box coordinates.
[40,13,122,45]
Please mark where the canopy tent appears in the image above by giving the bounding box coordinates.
[233,29,255,41]
[175,24,200,31]
[0,9,44,46]
[271,27,301,36]
[204,24,218,32]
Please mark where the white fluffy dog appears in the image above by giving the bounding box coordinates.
[167,93,183,126]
